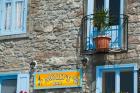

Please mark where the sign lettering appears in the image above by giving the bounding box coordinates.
[34,69,82,89]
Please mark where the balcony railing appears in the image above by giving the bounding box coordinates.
[80,14,128,54]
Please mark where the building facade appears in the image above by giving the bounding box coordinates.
[0,0,139,93]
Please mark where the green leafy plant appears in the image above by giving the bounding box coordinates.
[93,9,113,35]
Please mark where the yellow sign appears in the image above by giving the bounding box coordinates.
[34,69,82,89]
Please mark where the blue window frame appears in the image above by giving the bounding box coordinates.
[96,64,138,93]
[86,0,126,50]
[0,72,29,93]
[0,0,28,36]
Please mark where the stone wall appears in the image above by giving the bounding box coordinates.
[0,0,140,93]
[29,0,83,68]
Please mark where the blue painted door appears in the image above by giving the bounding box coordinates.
[104,0,124,48]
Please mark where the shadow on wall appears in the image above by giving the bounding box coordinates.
[83,55,106,93]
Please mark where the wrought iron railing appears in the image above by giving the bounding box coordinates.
[80,14,128,54]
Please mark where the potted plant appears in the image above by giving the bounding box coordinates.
[93,9,112,52]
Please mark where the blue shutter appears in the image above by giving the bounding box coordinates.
[17,74,29,93]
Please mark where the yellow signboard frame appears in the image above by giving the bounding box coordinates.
[34,69,82,89]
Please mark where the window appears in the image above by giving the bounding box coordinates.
[0,73,29,93]
[0,0,27,36]
[96,64,138,93]
[1,79,17,93]
[81,0,128,53]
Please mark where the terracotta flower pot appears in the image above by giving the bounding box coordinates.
[93,36,111,52]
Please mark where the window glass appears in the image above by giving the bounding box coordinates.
[109,0,120,25]
[16,1,23,29]
[120,71,134,93]
[94,0,104,10]
[5,3,12,31]
[102,72,115,93]
[1,79,17,93]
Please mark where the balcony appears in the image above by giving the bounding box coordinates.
[80,14,128,54]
